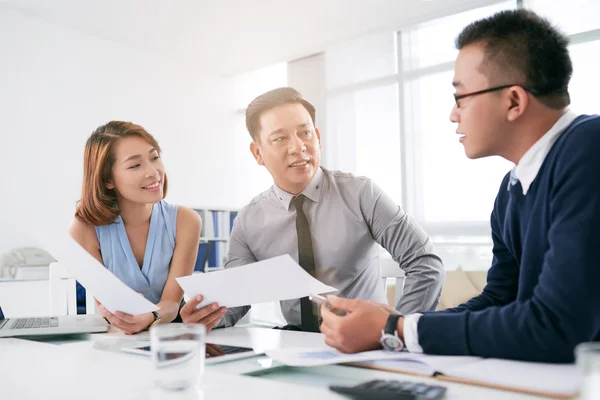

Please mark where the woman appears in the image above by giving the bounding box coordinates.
[69,121,221,334]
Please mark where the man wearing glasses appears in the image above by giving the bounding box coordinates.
[320,9,600,363]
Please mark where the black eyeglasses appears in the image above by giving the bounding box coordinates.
[453,84,539,108]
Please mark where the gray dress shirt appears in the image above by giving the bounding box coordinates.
[219,167,444,327]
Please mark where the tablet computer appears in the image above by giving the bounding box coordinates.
[122,342,260,364]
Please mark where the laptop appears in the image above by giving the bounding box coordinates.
[0,304,109,338]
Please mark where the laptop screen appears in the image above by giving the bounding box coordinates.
[0,306,4,320]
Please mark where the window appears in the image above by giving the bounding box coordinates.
[325,32,402,205]
[323,1,600,270]
[405,70,512,223]
[568,40,600,115]
[525,0,600,36]
[327,84,402,204]
[402,1,515,233]
[355,84,402,204]
[325,32,397,89]
[402,2,514,71]
[524,1,600,116]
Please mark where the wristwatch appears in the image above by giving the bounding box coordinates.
[147,311,161,330]
[380,313,404,351]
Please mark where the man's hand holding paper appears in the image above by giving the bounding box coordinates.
[180,295,227,332]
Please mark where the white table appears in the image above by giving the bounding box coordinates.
[0,327,544,400]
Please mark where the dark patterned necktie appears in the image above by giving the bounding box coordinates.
[291,194,320,332]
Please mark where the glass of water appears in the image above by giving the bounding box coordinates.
[150,323,206,391]
[576,342,600,399]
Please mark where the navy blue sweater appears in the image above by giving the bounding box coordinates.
[418,115,600,363]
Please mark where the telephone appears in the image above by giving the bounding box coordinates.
[1,247,56,279]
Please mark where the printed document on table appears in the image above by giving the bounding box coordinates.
[264,346,428,367]
[176,254,337,308]
[32,226,158,315]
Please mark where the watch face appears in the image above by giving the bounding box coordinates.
[381,334,404,351]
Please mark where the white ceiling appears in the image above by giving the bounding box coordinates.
[1,0,502,77]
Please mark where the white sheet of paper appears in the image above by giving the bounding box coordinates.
[447,358,581,397]
[265,346,420,367]
[32,226,158,315]
[269,347,581,397]
[360,354,483,376]
[175,254,337,308]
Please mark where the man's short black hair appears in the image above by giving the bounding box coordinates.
[245,87,316,141]
[456,9,572,109]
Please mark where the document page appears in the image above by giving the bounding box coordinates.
[445,358,580,397]
[176,254,337,308]
[358,354,482,376]
[264,347,451,367]
[33,227,158,315]
[267,346,482,369]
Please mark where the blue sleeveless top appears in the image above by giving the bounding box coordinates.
[95,200,179,304]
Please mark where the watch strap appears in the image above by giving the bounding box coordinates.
[147,311,161,330]
[384,313,402,335]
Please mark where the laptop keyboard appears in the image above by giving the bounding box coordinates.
[9,317,58,329]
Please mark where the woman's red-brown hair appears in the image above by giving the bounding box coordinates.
[75,121,168,226]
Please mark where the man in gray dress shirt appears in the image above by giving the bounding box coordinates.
[181,87,444,331]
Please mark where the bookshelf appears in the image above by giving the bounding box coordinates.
[192,208,238,272]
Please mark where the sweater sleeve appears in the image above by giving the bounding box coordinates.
[417,121,600,362]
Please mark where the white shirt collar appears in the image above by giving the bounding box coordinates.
[511,110,579,195]
[272,167,324,211]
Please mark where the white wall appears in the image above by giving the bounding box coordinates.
[287,54,328,166]
[228,63,289,207]
[0,8,238,259]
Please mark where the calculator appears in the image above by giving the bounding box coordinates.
[329,379,447,399]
